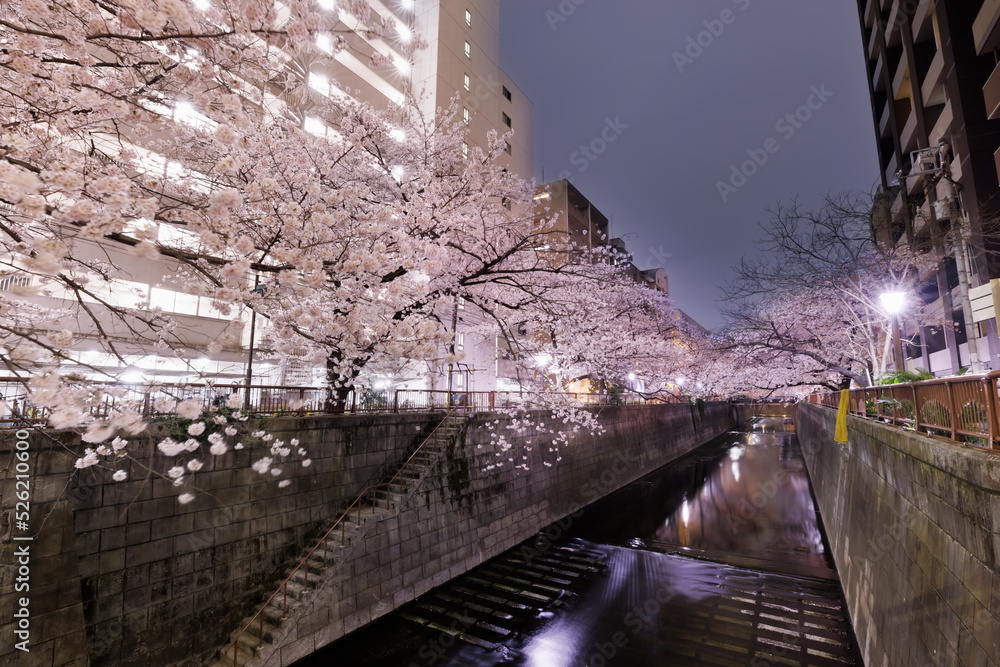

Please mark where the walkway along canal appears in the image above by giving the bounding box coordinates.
[295,410,863,666]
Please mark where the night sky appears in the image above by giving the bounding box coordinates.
[499,1,880,330]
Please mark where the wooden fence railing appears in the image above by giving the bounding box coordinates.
[808,371,1000,450]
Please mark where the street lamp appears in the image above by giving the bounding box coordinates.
[880,291,906,372]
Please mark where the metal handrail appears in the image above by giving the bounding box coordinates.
[807,370,1000,450]
[220,408,468,666]
[0,378,678,427]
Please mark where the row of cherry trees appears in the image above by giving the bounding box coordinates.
[0,0,706,488]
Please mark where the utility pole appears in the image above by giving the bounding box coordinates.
[938,142,983,374]
[446,296,459,408]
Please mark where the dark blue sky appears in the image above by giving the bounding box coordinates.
[499,1,880,329]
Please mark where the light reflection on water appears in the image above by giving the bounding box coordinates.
[567,419,831,578]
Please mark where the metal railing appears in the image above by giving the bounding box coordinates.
[808,371,1000,450]
[220,409,469,666]
[0,378,681,427]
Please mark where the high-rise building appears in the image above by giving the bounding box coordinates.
[412,1,533,179]
[3,0,534,392]
[856,0,1000,374]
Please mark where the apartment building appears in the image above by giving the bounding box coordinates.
[6,0,534,392]
[410,1,535,394]
[857,0,1000,374]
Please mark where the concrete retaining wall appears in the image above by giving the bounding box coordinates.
[797,403,1000,667]
[1,402,745,666]
[0,413,441,667]
[257,401,746,666]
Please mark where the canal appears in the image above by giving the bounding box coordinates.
[295,412,863,666]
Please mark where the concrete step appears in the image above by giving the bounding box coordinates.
[290,566,324,589]
[212,641,256,667]
[242,617,281,645]
[207,417,470,667]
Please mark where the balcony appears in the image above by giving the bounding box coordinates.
[885,3,901,46]
[928,102,953,146]
[885,153,899,186]
[974,0,1000,56]
[913,201,933,237]
[890,188,905,220]
[986,63,1000,121]
[892,61,909,98]
[911,0,934,43]
[868,24,879,59]
[921,49,945,107]
[994,146,1000,187]
[873,53,885,92]
[900,109,918,153]
[879,100,892,137]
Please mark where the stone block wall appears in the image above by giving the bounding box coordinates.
[797,403,1000,667]
[0,413,440,667]
[0,402,745,667]
[259,401,745,665]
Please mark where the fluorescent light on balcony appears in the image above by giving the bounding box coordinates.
[316,33,333,54]
[533,192,551,201]
[390,127,406,142]
[394,55,411,74]
[396,22,413,42]
[121,370,145,384]
[304,116,327,136]
[317,0,335,10]
[308,72,328,93]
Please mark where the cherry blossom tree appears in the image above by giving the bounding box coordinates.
[715,192,937,393]
[0,0,704,491]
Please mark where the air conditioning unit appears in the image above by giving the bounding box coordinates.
[910,147,942,176]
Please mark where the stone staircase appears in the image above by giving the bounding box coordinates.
[207,411,470,667]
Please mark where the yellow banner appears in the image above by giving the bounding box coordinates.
[834,389,850,444]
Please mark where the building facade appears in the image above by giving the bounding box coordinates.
[2,0,534,393]
[857,0,1000,374]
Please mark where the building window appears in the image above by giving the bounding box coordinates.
[504,141,511,155]
[463,107,470,123]
[462,142,469,158]
[465,9,472,27]
[455,332,465,351]
[458,296,465,310]
[502,86,512,102]
[502,112,511,128]
[464,73,470,92]
[454,373,465,389]
[464,41,471,59]
[502,196,511,210]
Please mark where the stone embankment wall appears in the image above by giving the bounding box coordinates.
[0,402,746,666]
[797,403,1000,667]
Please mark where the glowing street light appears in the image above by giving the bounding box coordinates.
[880,291,906,372]
[879,291,906,314]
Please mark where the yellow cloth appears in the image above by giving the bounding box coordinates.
[834,388,850,444]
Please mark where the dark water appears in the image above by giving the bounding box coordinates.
[296,415,862,666]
